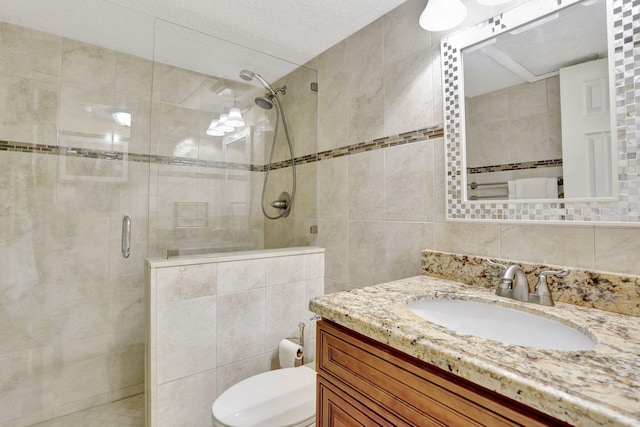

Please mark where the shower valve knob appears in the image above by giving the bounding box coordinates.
[271,200,288,209]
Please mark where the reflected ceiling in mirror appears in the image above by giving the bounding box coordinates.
[463,0,613,202]
[442,0,640,224]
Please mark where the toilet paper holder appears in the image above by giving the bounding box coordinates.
[286,322,306,364]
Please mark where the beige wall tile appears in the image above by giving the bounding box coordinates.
[113,93,152,154]
[318,42,348,152]
[500,224,595,269]
[430,42,444,126]
[52,355,109,407]
[61,39,116,92]
[266,254,306,286]
[0,22,62,83]
[292,162,317,219]
[306,253,325,280]
[324,278,345,294]
[157,369,216,427]
[156,263,217,303]
[434,222,501,258]
[152,63,202,106]
[348,149,386,220]
[217,259,265,294]
[0,382,51,425]
[383,0,431,66]
[0,348,52,403]
[156,296,217,384]
[115,53,153,99]
[265,281,307,352]
[0,74,58,145]
[318,218,349,284]
[595,227,640,275]
[508,79,548,119]
[384,48,433,136]
[108,274,145,338]
[348,220,386,288]
[386,221,434,281]
[108,347,144,391]
[216,290,265,366]
[318,156,348,219]
[347,20,385,144]
[0,284,50,354]
[291,91,318,158]
[433,138,447,223]
[152,103,200,158]
[386,140,435,221]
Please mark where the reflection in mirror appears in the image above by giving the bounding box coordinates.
[462,0,614,201]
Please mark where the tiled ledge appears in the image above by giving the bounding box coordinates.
[0,125,444,171]
[422,250,640,317]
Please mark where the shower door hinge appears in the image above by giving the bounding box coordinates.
[309,225,318,234]
[310,82,318,92]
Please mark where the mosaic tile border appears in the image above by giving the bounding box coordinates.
[443,0,640,224]
[1,126,444,172]
[467,158,563,175]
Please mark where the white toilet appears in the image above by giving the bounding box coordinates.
[211,364,316,427]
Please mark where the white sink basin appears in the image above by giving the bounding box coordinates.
[407,299,595,351]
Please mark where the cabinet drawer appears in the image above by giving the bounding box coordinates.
[317,320,568,427]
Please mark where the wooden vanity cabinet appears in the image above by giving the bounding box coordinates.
[316,320,570,427]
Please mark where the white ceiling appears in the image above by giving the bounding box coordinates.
[0,0,409,82]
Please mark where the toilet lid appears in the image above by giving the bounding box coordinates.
[212,366,316,427]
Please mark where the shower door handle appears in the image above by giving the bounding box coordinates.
[122,215,131,259]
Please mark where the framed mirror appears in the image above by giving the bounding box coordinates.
[442,0,640,224]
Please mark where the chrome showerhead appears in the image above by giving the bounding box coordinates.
[238,69,277,96]
[255,95,274,110]
[239,69,255,81]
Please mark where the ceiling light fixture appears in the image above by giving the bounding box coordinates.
[214,113,234,133]
[206,120,225,136]
[112,111,131,127]
[419,0,467,32]
[225,106,246,127]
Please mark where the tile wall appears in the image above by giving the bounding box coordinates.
[146,248,324,426]
[312,0,640,294]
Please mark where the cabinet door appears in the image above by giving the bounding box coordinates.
[318,377,422,427]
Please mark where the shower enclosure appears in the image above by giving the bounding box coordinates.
[0,3,317,425]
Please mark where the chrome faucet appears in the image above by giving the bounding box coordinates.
[487,260,569,306]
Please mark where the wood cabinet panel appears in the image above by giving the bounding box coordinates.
[317,320,570,427]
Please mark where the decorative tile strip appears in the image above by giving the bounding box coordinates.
[1,124,445,172]
[467,158,563,175]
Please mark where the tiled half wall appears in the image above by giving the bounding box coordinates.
[145,247,324,426]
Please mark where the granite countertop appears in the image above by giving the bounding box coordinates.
[309,276,640,427]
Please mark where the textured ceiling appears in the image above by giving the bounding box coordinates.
[0,0,409,81]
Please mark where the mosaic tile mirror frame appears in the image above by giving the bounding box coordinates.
[442,0,639,224]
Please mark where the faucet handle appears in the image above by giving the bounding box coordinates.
[538,268,569,279]
[532,269,569,306]
[486,259,508,272]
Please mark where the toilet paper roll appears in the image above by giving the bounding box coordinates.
[279,339,304,368]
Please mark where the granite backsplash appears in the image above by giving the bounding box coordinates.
[422,250,640,317]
